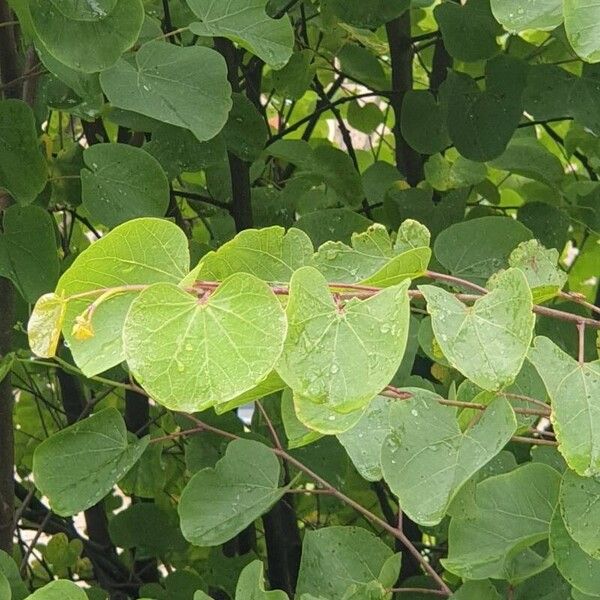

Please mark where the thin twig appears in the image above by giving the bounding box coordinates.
[577,321,586,365]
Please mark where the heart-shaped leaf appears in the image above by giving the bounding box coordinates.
[420,268,535,391]
[276,266,410,413]
[236,561,289,600]
[123,274,287,412]
[443,463,560,581]
[528,336,600,476]
[57,218,189,377]
[178,439,286,546]
[381,389,516,525]
[187,0,294,69]
[101,41,232,142]
[33,408,149,516]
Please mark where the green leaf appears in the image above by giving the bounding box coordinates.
[0,550,27,600]
[213,370,286,415]
[424,153,487,192]
[271,50,316,100]
[57,218,189,377]
[25,580,87,600]
[291,391,367,435]
[43,533,83,572]
[401,91,449,155]
[551,506,600,596]
[491,0,562,32]
[451,581,502,600]
[507,239,567,303]
[559,469,600,559]
[435,0,501,62]
[222,93,268,162]
[347,101,384,135]
[47,0,118,21]
[528,336,600,476]
[488,138,564,187]
[443,463,560,581]
[0,100,47,205]
[81,144,169,228]
[296,526,399,599]
[0,571,10,600]
[434,216,532,286]
[33,408,149,516]
[337,395,393,481]
[322,0,409,29]
[30,0,144,73]
[188,0,293,69]
[337,44,388,92]
[420,268,535,391]
[190,226,313,283]
[276,266,410,413]
[28,293,66,358]
[564,0,600,62]
[312,222,431,286]
[443,56,528,161]
[235,561,288,600]
[123,275,286,412]
[0,206,60,303]
[144,124,227,179]
[281,388,323,449]
[100,41,232,142]
[179,439,286,546]
[295,208,373,247]
[523,64,575,122]
[382,390,516,525]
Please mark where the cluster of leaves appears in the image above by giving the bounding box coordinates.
[0,0,599,599]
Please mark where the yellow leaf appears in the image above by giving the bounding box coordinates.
[28,293,66,358]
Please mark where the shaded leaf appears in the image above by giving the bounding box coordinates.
[179,439,286,546]
[235,561,288,600]
[33,408,149,516]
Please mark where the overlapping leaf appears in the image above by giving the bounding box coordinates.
[420,268,535,391]
[529,336,600,476]
[443,463,560,581]
[276,266,410,413]
[123,274,286,412]
[55,218,189,377]
[381,389,516,525]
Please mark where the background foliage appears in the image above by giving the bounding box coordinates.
[0,0,599,599]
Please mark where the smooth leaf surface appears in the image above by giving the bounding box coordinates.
[491,0,562,32]
[296,526,399,599]
[559,468,600,558]
[443,463,560,581]
[421,268,535,391]
[337,395,393,481]
[28,293,66,358]
[564,0,600,62]
[81,144,169,227]
[529,336,600,476]
[57,218,189,377]
[434,216,532,286]
[178,439,286,546]
[276,266,410,413]
[30,0,144,72]
[0,100,47,205]
[101,41,232,142]
[191,226,313,283]
[188,0,293,68]
[382,390,516,525]
[33,408,149,516]
[322,0,409,28]
[235,561,288,600]
[124,275,286,412]
[25,580,87,600]
[292,391,367,435]
[0,206,60,303]
[550,507,600,596]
